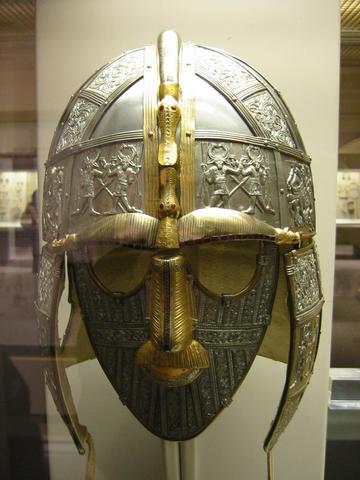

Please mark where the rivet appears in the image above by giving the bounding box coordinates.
[148,131,154,138]
[280,188,284,194]
[186,131,191,137]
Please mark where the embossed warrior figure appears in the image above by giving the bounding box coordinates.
[287,165,314,229]
[44,166,64,234]
[108,144,142,213]
[203,143,241,208]
[73,151,105,216]
[239,145,275,215]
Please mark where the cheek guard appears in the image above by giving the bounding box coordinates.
[36,30,324,479]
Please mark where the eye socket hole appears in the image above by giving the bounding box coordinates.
[182,241,262,296]
[87,245,152,294]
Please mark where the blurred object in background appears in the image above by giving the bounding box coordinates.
[0,1,48,478]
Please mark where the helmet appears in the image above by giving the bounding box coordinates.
[36,30,323,477]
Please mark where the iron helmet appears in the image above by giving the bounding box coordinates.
[36,31,323,478]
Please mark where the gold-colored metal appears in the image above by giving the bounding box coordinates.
[136,32,209,385]
[143,45,159,217]
[155,167,180,248]
[50,213,158,252]
[179,208,306,246]
[136,340,208,369]
[51,233,78,252]
[51,214,303,258]
[76,212,158,247]
[274,228,301,245]
[158,82,180,100]
[157,93,181,167]
[154,31,182,249]
[151,254,193,352]
[179,208,277,243]
[179,42,196,214]
[136,254,208,376]
[155,216,179,249]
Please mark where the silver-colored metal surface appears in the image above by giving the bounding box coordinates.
[243,92,295,148]
[71,243,278,440]
[287,247,321,317]
[194,76,252,134]
[46,131,143,165]
[195,46,304,149]
[264,243,323,451]
[92,79,144,137]
[286,162,315,232]
[35,247,90,454]
[48,49,144,159]
[194,129,311,162]
[70,143,143,219]
[193,140,315,232]
[85,49,144,97]
[42,163,67,241]
[56,98,98,154]
[197,141,276,216]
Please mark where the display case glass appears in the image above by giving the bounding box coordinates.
[0,1,341,480]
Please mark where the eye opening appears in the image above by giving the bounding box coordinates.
[182,240,264,297]
[86,243,153,296]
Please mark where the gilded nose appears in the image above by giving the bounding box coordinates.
[150,254,193,353]
[135,253,209,383]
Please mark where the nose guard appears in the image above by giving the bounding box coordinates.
[135,253,209,384]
